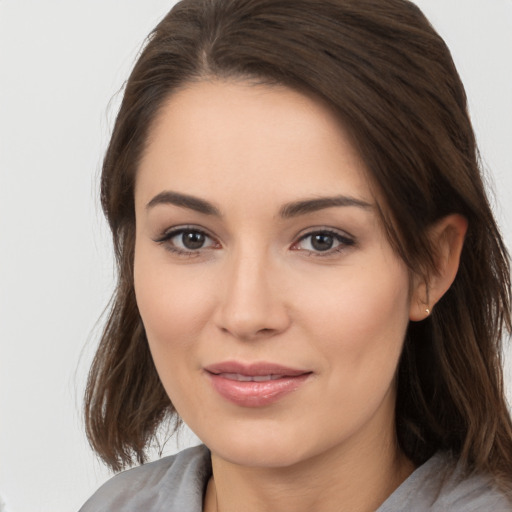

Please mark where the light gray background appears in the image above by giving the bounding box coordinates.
[0,1,511,511]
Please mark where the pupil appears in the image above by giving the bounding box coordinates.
[311,234,334,251]
[182,231,205,250]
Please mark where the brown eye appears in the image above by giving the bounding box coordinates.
[155,227,218,255]
[181,231,206,250]
[311,233,334,251]
[293,230,355,255]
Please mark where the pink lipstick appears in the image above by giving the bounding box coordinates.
[204,361,311,407]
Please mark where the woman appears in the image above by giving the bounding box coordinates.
[80,0,512,510]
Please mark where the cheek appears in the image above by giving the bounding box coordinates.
[298,257,411,377]
[287,260,411,444]
[133,248,219,420]
[133,246,216,359]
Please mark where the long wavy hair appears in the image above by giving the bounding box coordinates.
[84,0,512,492]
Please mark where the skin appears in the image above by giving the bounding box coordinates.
[133,80,467,512]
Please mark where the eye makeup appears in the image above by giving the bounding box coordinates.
[153,223,356,260]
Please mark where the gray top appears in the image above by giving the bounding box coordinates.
[79,444,511,511]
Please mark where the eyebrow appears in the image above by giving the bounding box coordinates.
[146,191,222,216]
[279,195,373,218]
[146,190,372,218]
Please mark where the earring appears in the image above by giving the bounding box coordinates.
[425,307,430,316]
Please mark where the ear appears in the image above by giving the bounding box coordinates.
[409,214,468,322]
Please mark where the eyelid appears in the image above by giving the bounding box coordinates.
[154,223,216,241]
[293,225,355,240]
[152,224,355,258]
[291,227,356,256]
[153,225,221,256]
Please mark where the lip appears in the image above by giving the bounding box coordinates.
[204,361,312,407]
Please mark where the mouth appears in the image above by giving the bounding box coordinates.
[214,373,290,382]
[204,360,310,377]
[204,361,312,407]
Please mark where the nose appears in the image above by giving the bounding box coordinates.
[214,248,291,341]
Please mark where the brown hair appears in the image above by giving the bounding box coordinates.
[85,0,512,490]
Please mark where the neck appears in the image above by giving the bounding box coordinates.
[204,427,414,512]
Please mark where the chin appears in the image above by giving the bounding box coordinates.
[199,421,322,469]
[214,441,310,469]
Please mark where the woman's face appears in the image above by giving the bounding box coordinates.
[134,80,418,468]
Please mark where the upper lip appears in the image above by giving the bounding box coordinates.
[204,361,310,377]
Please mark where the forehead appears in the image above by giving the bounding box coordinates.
[135,80,374,209]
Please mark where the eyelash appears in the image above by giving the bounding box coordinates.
[292,229,355,257]
[153,226,355,258]
[153,226,218,258]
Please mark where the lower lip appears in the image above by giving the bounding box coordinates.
[206,373,311,407]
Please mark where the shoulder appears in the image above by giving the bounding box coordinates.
[378,452,512,512]
[79,444,211,512]
[434,458,511,512]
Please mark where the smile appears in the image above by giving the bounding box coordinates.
[217,373,287,382]
[204,361,312,407]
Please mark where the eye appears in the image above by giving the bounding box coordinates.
[292,229,355,255]
[176,230,209,250]
[154,227,219,255]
